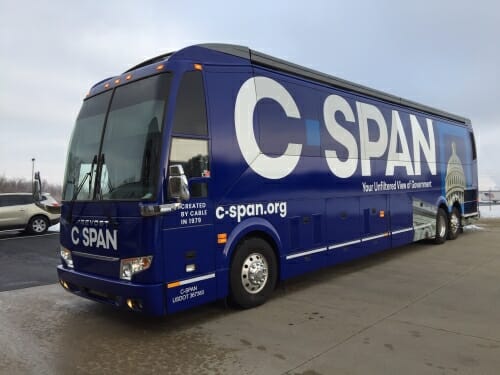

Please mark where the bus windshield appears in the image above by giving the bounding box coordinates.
[63,73,172,201]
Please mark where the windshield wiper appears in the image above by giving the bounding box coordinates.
[72,155,97,201]
[95,154,105,200]
[67,155,97,224]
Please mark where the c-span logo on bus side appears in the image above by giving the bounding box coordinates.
[234,76,436,180]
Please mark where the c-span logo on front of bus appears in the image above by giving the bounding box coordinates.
[70,219,118,251]
[234,76,436,180]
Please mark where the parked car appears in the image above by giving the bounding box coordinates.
[0,193,60,234]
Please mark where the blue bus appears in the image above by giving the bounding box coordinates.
[57,44,479,315]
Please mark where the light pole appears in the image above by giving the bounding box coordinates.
[32,158,35,191]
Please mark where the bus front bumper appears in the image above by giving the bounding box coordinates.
[57,265,166,316]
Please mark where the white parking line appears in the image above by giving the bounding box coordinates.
[0,232,58,242]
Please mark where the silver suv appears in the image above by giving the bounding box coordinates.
[0,193,60,234]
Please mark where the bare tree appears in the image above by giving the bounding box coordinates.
[0,175,62,201]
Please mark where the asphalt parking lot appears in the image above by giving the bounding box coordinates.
[0,231,59,291]
[1,220,500,374]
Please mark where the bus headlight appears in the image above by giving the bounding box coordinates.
[60,247,74,268]
[120,256,153,281]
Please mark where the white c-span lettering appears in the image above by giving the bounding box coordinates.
[71,226,80,245]
[234,76,436,180]
[323,94,359,178]
[234,76,302,179]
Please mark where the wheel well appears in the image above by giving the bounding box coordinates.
[30,214,50,221]
[28,214,49,224]
[438,203,449,217]
[452,202,462,215]
[231,231,280,283]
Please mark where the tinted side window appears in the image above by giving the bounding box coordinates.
[1,195,18,206]
[169,137,209,198]
[169,138,209,179]
[11,195,26,206]
[20,195,33,205]
[172,71,208,136]
[0,197,5,207]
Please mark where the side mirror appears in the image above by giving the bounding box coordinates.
[168,165,190,202]
[33,171,61,214]
[33,171,43,202]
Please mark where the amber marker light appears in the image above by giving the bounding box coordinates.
[104,83,110,89]
[194,63,203,71]
[156,64,164,71]
[115,78,121,85]
[379,210,385,218]
[217,233,227,244]
[126,74,132,80]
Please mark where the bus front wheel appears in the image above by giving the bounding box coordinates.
[230,237,277,309]
[434,208,449,244]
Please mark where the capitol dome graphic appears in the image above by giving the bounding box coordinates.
[445,142,465,206]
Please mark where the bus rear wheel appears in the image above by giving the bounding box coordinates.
[448,207,461,240]
[230,237,277,309]
[434,208,449,244]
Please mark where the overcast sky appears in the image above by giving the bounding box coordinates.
[1,1,499,188]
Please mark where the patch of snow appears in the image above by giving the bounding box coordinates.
[479,205,500,218]
[48,223,60,232]
[463,225,484,232]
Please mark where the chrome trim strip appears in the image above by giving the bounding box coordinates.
[177,273,216,286]
[361,233,389,242]
[391,227,414,235]
[140,202,182,216]
[72,251,120,262]
[328,239,361,250]
[285,227,422,262]
[286,247,328,260]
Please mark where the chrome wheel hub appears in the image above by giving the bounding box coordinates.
[450,213,459,234]
[438,214,447,238]
[241,253,268,294]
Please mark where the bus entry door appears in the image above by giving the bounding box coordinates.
[162,197,215,313]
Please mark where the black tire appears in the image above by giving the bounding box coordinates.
[434,208,448,244]
[447,207,461,240]
[27,215,49,234]
[230,237,277,309]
